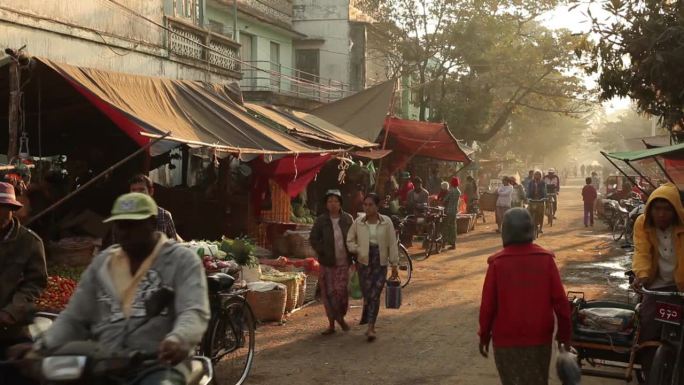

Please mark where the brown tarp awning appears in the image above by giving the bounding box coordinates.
[35,58,328,156]
[309,80,396,142]
[244,103,377,149]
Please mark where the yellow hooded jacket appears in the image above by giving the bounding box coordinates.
[633,183,684,290]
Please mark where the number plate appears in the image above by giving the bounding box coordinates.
[655,302,683,325]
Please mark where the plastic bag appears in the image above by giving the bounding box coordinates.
[556,344,581,385]
[385,279,402,309]
[349,271,362,300]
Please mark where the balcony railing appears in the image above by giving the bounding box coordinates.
[241,0,292,25]
[166,17,241,75]
[241,60,355,103]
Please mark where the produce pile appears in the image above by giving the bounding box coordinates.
[260,256,320,275]
[185,237,257,272]
[291,203,315,224]
[35,275,77,312]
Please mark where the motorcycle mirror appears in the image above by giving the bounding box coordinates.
[145,286,174,318]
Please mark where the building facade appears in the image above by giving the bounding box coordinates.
[0,0,241,82]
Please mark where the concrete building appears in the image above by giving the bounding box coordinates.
[0,0,241,83]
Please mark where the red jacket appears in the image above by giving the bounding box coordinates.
[582,185,597,203]
[478,243,571,347]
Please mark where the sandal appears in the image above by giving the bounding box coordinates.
[366,333,376,342]
[321,329,336,336]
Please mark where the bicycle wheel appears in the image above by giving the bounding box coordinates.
[203,298,256,385]
[647,345,675,385]
[396,245,412,288]
[546,203,554,227]
[425,222,441,259]
[612,215,626,242]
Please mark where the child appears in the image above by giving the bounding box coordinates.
[582,177,598,227]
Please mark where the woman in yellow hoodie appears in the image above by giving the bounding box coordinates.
[632,183,684,376]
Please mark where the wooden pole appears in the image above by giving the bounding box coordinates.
[7,60,20,161]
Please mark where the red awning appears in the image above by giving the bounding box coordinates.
[380,117,471,173]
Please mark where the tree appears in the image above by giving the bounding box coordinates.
[589,108,657,152]
[357,0,593,141]
[581,0,684,140]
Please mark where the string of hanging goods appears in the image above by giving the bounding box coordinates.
[337,156,353,185]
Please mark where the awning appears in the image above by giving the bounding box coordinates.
[32,58,330,156]
[604,142,684,162]
[309,80,396,142]
[382,117,472,162]
[244,103,377,149]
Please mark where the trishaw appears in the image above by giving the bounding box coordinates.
[567,289,646,383]
[572,142,684,383]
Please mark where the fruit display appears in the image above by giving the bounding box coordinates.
[291,203,315,224]
[35,275,77,312]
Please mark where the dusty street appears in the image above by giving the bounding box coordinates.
[223,179,636,385]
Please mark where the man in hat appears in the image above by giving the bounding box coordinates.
[0,182,47,384]
[13,193,209,384]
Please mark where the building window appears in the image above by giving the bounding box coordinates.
[270,42,281,89]
[172,0,202,25]
[208,19,225,36]
[295,49,320,82]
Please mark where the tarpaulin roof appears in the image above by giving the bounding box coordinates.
[244,103,377,149]
[383,117,472,162]
[309,80,396,142]
[604,142,684,162]
[34,58,330,156]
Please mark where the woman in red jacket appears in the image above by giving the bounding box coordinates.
[478,208,571,385]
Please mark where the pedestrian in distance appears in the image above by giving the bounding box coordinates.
[478,208,572,385]
[309,190,353,335]
[346,193,399,342]
[582,177,597,227]
[442,177,461,250]
[495,177,514,233]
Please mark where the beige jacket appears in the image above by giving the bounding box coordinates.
[346,214,399,267]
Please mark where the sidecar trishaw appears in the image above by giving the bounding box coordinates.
[567,291,647,383]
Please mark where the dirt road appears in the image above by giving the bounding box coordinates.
[222,180,635,385]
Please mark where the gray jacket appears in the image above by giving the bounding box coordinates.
[42,239,209,375]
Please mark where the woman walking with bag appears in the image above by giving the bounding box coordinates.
[347,193,399,342]
[309,190,354,335]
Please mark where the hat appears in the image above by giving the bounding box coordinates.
[0,182,22,210]
[441,181,450,190]
[324,189,343,200]
[103,193,158,223]
[548,168,556,173]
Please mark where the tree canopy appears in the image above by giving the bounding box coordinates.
[581,0,684,140]
[356,0,593,143]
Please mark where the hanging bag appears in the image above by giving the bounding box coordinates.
[349,270,362,300]
[385,277,402,309]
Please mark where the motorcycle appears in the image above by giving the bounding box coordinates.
[8,287,214,385]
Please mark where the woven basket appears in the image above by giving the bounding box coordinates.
[246,288,287,322]
[456,215,472,234]
[479,192,497,212]
[304,274,318,303]
[47,238,96,267]
[296,276,306,308]
[263,276,299,313]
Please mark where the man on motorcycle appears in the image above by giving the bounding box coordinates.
[13,193,210,384]
[632,183,684,376]
[543,168,560,218]
[0,182,47,385]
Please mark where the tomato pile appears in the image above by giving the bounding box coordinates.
[35,276,77,312]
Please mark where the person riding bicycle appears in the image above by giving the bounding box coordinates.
[543,168,560,218]
[632,183,684,377]
[11,193,210,385]
[526,171,547,234]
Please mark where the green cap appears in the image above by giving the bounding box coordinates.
[103,193,158,223]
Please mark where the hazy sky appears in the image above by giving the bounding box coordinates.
[540,3,632,114]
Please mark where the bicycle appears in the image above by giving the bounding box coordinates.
[527,199,546,238]
[612,209,629,242]
[200,272,256,385]
[390,215,414,288]
[546,192,557,227]
[424,206,446,259]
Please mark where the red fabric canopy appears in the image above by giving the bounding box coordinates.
[250,154,332,215]
[381,117,471,173]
